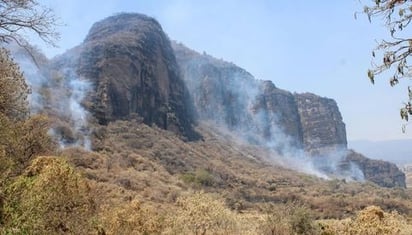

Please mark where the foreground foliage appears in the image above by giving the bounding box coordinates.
[0,47,28,120]
[1,156,95,234]
[320,205,412,235]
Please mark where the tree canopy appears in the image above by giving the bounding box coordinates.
[362,0,412,126]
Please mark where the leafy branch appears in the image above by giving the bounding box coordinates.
[361,0,412,127]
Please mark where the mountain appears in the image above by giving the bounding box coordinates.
[51,13,199,141]
[172,41,405,187]
[295,92,347,155]
[6,12,412,234]
[16,13,404,188]
[172,42,348,155]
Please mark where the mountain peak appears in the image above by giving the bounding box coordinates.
[84,13,162,43]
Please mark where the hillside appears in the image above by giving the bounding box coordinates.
[2,12,412,234]
[67,119,412,218]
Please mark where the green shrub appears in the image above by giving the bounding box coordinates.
[1,156,95,234]
[180,168,215,187]
[260,202,319,235]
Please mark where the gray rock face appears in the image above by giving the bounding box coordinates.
[173,42,303,148]
[346,150,406,188]
[172,41,405,188]
[295,93,347,155]
[253,81,303,148]
[52,13,199,140]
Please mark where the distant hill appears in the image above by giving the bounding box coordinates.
[348,139,412,165]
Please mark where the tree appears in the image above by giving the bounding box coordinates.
[0,0,59,119]
[0,0,59,230]
[1,156,95,234]
[361,0,412,127]
[0,47,29,119]
[0,0,59,47]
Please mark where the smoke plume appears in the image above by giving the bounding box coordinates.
[11,45,92,150]
[176,47,365,181]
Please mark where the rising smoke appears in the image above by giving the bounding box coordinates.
[10,45,92,150]
[178,48,365,181]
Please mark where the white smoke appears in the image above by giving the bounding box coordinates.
[272,148,365,181]
[10,46,92,150]
[251,96,365,181]
[10,49,48,113]
[178,49,365,181]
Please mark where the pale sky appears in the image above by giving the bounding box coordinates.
[35,0,412,141]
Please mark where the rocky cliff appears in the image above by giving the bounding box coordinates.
[172,42,405,188]
[295,93,347,155]
[51,13,199,140]
[173,42,348,152]
[346,150,406,188]
[173,42,303,148]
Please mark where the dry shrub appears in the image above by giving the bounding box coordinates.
[319,205,412,235]
[0,114,54,178]
[1,156,95,234]
[259,202,319,235]
[99,199,164,234]
[165,191,238,234]
[180,168,216,187]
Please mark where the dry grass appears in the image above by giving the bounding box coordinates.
[319,205,412,235]
[12,119,407,234]
[75,120,412,219]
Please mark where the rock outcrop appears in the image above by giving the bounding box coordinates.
[173,42,303,148]
[295,93,347,155]
[173,42,348,152]
[346,150,406,188]
[172,41,405,188]
[51,13,199,140]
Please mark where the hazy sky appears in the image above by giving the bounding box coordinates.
[35,0,412,141]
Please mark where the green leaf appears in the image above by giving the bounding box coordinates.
[401,108,408,121]
[375,0,380,6]
[399,8,405,17]
[390,76,399,87]
[367,70,375,84]
[408,87,412,100]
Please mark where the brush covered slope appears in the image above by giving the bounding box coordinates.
[68,119,412,219]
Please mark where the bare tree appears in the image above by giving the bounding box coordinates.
[0,0,59,47]
[0,0,59,120]
[360,0,412,127]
